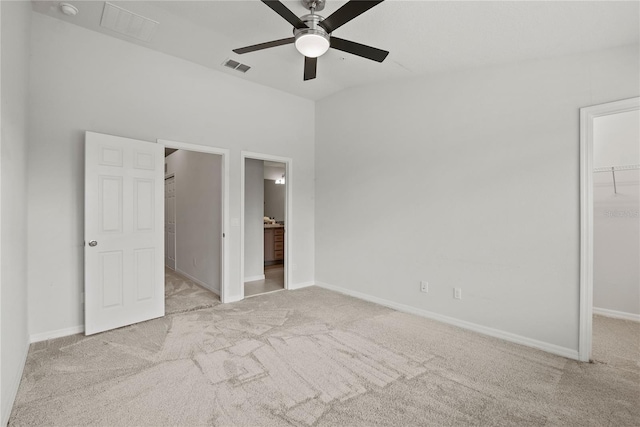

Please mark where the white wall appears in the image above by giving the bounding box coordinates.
[264,164,285,181]
[244,159,264,281]
[593,110,640,168]
[27,13,315,337]
[593,110,640,316]
[165,150,222,294]
[315,45,640,355]
[1,1,31,424]
[264,179,286,222]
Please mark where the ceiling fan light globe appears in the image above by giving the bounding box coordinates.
[295,32,330,58]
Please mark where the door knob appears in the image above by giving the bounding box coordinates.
[88,240,98,247]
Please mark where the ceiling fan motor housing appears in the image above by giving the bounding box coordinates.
[294,13,328,35]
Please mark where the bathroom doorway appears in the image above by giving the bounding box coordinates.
[241,152,292,298]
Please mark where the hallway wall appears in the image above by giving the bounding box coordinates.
[244,159,264,281]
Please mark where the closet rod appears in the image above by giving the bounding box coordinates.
[593,164,639,194]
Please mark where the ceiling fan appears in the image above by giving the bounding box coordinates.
[233,0,389,81]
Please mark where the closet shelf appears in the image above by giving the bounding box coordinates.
[593,164,639,173]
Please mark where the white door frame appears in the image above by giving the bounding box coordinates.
[157,139,231,303]
[240,151,293,299]
[578,96,640,362]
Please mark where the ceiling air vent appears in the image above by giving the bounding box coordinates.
[223,59,251,73]
[100,2,159,42]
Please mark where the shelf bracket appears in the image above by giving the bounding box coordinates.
[611,167,617,194]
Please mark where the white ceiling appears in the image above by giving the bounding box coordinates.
[31,1,639,101]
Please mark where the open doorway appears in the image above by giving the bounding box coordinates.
[163,147,223,313]
[242,153,291,298]
[579,97,640,362]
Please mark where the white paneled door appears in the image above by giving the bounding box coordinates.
[164,176,176,270]
[84,131,164,335]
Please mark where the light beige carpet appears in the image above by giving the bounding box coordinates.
[165,267,220,314]
[9,287,640,426]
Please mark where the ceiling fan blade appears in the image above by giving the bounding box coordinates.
[318,0,384,33]
[330,37,389,62]
[262,0,308,30]
[304,56,317,81]
[233,37,295,54]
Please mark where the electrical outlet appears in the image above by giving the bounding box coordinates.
[454,288,462,300]
[420,281,429,293]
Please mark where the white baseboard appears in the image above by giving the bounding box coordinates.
[176,268,220,296]
[30,325,85,343]
[315,281,580,361]
[288,281,315,290]
[2,337,30,427]
[28,274,223,343]
[244,274,265,282]
[594,307,640,322]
